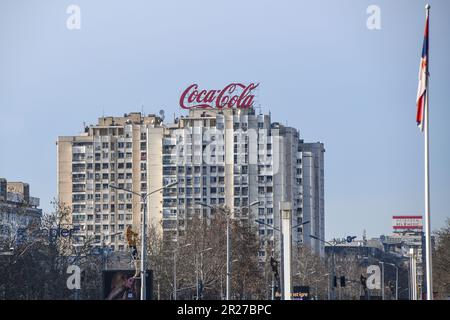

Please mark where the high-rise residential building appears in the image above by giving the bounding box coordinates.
[0,178,42,240]
[57,109,325,257]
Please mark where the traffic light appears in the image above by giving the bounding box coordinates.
[270,257,279,273]
[340,276,346,287]
[333,276,337,287]
[388,281,395,293]
[360,274,367,290]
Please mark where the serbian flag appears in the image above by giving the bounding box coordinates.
[416,12,429,131]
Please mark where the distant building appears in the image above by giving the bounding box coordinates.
[0,178,42,240]
[380,217,425,300]
[325,237,410,300]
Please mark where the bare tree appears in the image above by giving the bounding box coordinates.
[292,245,328,300]
[0,200,102,299]
[433,219,450,300]
[144,208,265,300]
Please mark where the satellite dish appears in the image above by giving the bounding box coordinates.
[159,109,165,121]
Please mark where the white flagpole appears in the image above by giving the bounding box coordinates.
[424,3,433,301]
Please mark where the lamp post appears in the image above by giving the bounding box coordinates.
[195,247,212,300]
[173,243,192,300]
[384,262,399,300]
[409,248,418,300]
[379,262,386,300]
[109,180,177,300]
[196,201,260,300]
[309,235,337,300]
[255,218,310,300]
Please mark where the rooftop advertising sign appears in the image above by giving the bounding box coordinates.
[179,83,259,110]
[392,216,423,231]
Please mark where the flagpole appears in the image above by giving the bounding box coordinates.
[424,3,433,301]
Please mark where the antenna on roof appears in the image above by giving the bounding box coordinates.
[159,109,165,122]
[141,104,144,116]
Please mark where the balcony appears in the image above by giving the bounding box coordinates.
[72,155,86,162]
[163,191,177,197]
[163,138,176,146]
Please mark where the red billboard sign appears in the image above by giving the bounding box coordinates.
[180,83,259,110]
[392,216,423,231]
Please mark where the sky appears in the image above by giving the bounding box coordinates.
[0,0,449,240]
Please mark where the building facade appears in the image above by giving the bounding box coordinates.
[381,230,425,299]
[0,178,42,240]
[57,109,325,257]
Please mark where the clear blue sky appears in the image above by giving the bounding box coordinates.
[1,0,449,240]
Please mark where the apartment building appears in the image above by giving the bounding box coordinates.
[57,109,325,257]
[0,178,42,240]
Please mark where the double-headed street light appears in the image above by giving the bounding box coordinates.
[109,180,177,300]
[173,243,192,300]
[255,218,310,300]
[309,235,337,300]
[379,261,399,300]
[196,201,260,300]
[196,247,212,300]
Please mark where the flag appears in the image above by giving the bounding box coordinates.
[416,13,429,131]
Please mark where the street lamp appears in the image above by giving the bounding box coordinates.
[196,202,260,300]
[109,180,177,300]
[255,219,310,300]
[173,243,192,300]
[384,262,399,300]
[309,235,337,300]
[379,262,385,300]
[196,247,212,300]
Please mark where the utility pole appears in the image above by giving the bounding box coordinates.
[173,243,191,300]
[380,262,385,300]
[173,250,177,300]
[226,208,231,300]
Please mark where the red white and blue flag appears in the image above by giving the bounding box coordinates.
[416,13,429,131]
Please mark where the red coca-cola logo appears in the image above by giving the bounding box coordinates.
[179,83,259,109]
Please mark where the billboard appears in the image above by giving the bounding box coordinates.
[392,216,423,232]
[102,270,152,300]
[292,286,310,300]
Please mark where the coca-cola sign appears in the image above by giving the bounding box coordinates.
[179,83,259,109]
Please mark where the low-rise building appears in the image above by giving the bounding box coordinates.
[0,178,42,241]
